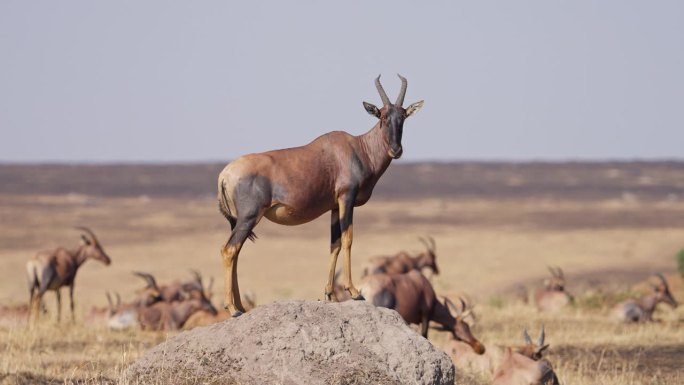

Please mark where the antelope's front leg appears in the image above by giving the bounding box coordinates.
[338,195,363,300]
[325,209,341,301]
[69,284,76,323]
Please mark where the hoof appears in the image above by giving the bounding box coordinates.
[324,293,337,302]
[231,310,243,318]
[351,294,365,301]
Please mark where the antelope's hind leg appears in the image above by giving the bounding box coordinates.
[221,207,264,317]
[325,208,341,302]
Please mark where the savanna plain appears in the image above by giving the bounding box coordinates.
[0,162,683,384]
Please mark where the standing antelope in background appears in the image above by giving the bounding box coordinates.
[535,266,574,312]
[217,75,423,316]
[26,227,111,322]
[611,273,678,322]
[363,236,439,278]
[492,326,559,385]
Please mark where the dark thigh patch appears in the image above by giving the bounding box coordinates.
[232,174,273,217]
[372,288,396,310]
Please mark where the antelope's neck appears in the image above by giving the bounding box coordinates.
[72,246,88,266]
[431,299,456,330]
[359,122,393,176]
[640,294,658,312]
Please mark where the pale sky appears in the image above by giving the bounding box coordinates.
[1,1,682,162]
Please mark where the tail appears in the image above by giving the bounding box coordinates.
[26,263,39,292]
[218,180,257,242]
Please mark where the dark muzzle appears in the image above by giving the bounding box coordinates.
[388,146,403,159]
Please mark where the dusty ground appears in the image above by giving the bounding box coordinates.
[1,162,684,384]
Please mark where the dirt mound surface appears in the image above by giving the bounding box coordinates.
[126,300,454,385]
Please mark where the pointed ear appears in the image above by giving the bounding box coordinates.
[406,100,424,117]
[537,344,550,354]
[363,102,381,118]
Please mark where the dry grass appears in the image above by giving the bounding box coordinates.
[0,323,161,384]
[428,301,684,385]
[1,193,684,384]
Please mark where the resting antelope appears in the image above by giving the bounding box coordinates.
[132,270,209,305]
[138,285,217,331]
[107,277,218,331]
[359,270,485,354]
[492,326,559,385]
[183,293,256,330]
[105,292,139,331]
[363,237,439,278]
[26,227,111,322]
[611,273,678,322]
[217,75,423,315]
[535,266,573,312]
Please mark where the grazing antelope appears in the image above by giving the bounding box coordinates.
[359,270,485,354]
[535,266,573,312]
[492,326,559,385]
[363,237,439,278]
[611,273,678,323]
[446,337,497,376]
[26,227,111,322]
[217,75,423,316]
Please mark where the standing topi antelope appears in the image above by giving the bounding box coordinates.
[217,75,423,315]
[492,326,559,385]
[362,236,439,278]
[611,273,678,323]
[359,270,485,354]
[535,266,574,312]
[26,227,111,322]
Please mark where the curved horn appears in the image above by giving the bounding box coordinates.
[458,297,467,314]
[444,296,462,316]
[556,266,564,279]
[75,226,99,245]
[132,271,159,290]
[106,292,114,311]
[375,75,390,106]
[207,276,214,296]
[654,273,669,289]
[428,236,436,252]
[538,324,545,347]
[190,269,203,287]
[523,328,533,345]
[547,266,558,278]
[418,237,430,251]
[395,74,407,106]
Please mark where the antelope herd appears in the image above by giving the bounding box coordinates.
[14,229,676,385]
[4,76,681,385]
